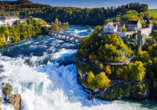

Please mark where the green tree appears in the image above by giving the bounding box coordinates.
[140,21,146,28]
[0,34,6,46]
[62,22,69,31]
[106,65,111,75]
[15,20,21,26]
[148,38,156,46]
[121,27,127,32]
[95,72,111,88]
[99,63,103,69]
[94,25,102,33]
[129,61,146,82]
[55,18,59,25]
[42,26,48,34]
[87,71,95,84]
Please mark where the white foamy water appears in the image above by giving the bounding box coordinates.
[1,54,155,110]
[0,25,157,110]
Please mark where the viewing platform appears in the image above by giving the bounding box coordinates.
[48,30,84,43]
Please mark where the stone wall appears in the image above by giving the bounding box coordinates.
[116,31,134,38]
[141,27,152,36]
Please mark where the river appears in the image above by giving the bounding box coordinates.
[0,25,157,110]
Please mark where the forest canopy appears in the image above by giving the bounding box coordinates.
[0,2,150,25]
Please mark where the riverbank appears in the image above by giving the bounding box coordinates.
[0,16,49,48]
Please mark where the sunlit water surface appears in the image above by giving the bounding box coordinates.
[0,25,157,110]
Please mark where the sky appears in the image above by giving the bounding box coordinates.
[29,0,157,9]
[4,0,157,9]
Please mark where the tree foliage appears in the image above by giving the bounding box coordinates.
[129,61,146,82]
[0,3,149,25]
[95,72,111,88]
[87,71,95,84]
[140,21,146,28]
[0,16,49,47]
[106,65,111,75]
[121,27,127,32]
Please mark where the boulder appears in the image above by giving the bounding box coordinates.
[3,83,21,110]
[3,83,12,100]
[0,97,2,110]
[8,94,21,110]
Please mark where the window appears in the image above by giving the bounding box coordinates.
[107,28,110,31]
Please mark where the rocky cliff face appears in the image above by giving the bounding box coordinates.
[3,83,21,110]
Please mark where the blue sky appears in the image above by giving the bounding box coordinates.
[7,0,157,9]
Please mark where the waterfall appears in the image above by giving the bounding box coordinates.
[0,25,155,110]
[2,103,14,110]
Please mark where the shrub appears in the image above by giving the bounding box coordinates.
[87,27,92,32]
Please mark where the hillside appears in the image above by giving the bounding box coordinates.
[0,2,149,25]
[148,9,157,16]
[0,0,32,6]
[76,26,157,100]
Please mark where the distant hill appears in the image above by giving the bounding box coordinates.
[0,2,150,25]
[148,9,157,16]
[0,0,33,6]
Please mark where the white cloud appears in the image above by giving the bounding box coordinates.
[103,2,111,4]
[82,2,94,4]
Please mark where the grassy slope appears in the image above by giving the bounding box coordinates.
[148,9,157,16]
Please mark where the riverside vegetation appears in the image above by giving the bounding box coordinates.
[0,17,69,47]
[0,2,157,31]
[75,26,157,100]
[0,16,49,47]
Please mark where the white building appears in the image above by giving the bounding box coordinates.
[0,16,19,26]
[103,20,152,37]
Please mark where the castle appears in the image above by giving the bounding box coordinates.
[103,20,152,37]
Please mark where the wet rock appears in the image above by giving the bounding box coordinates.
[3,83,21,110]
[0,97,2,110]
[8,94,21,110]
[3,83,12,100]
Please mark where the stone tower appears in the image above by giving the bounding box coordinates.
[137,29,142,49]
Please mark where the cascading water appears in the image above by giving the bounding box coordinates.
[0,25,157,110]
